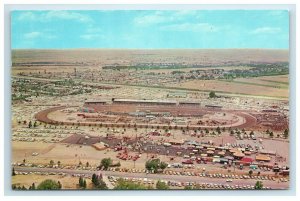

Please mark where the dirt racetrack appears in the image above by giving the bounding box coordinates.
[35,104,257,130]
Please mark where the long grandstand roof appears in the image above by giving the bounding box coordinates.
[179,101,201,104]
[85,100,108,103]
[113,99,177,104]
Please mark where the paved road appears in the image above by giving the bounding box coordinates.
[13,166,288,189]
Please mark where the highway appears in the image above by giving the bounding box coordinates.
[13,166,288,189]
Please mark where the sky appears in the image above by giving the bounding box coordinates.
[11,10,289,49]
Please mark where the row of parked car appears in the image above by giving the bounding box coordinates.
[107,175,273,190]
[164,170,283,181]
[167,180,268,190]
[14,171,66,176]
[108,176,155,187]
[104,167,288,183]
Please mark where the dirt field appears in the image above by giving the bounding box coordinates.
[12,174,93,189]
[234,76,288,88]
[12,142,55,161]
[173,79,288,98]
[11,66,93,76]
[12,49,289,67]
[258,75,289,83]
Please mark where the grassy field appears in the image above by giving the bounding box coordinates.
[231,75,289,89]
[172,75,289,98]
[258,75,289,83]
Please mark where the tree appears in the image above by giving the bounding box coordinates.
[32,183,36,190]
[101,158,112,170]
[58,181,62,189]
[269,131,274,138]
[91,174,107,189]
[29,183,36,190]
[12,167,16,176]
[114,179,148,190]
[79,177,83,187]
[78,177,87,189]
[33,121,38,128]
[249,170,253,176]
[254,181,263,189]
[92,173,97,184]
[160,161,168,170]
[83,180,87,189]
[184,186,193,190]
[209,91,216,98]
[28,121,32,128]
[49,160,54,167]
[95,179,107,189]
[145,159,168,173]
[37,179,61,190]
[156,180,169,190]
[283,129,289,139]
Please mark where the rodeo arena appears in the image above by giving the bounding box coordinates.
[12,97,289,190]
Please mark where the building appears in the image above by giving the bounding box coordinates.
[179,101,201,107]
[113,99,177,106]
[168,91,187,98]
[84,100,107,105]
[205,105,222,109]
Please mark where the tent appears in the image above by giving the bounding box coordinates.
[229,148,238,153]
[241,157,254,164]
[255,154,271,162]
[233,152,245,158]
